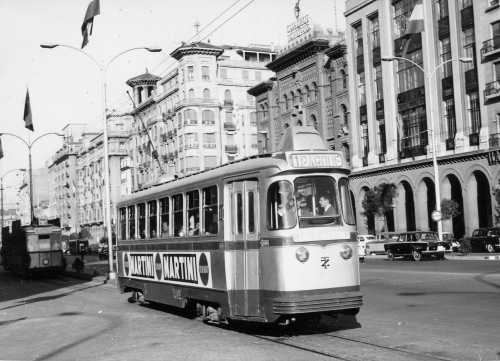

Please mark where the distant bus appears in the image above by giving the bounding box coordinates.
[1,225,66,276]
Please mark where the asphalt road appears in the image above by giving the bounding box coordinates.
[0,258,499,361]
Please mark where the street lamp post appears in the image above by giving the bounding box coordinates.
[1,168,27,245]
[0,132,63,226]
[381,56,473,241]
[41,44,161,280]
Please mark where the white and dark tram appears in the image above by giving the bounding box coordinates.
[117,128,362,324]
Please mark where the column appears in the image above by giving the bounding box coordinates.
[346,20,361,169]
[441,177,452,233]
[465,176,478,236]
[416,181,429,230]
[394,183,407,232]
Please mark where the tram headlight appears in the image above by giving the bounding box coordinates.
[295,246,310,263]
[340,244,353,260]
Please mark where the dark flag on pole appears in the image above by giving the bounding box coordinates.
[81,0,100,49]
[24,89,34,131]
[0,136,4,159]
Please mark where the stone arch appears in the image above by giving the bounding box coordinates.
[415,177,436,231]
[442,173,465,238]
[310,114,318,130]
[465,170,493,230]
[395,180,416,232]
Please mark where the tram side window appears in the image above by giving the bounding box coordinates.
[160,197,170,237]
[119,208,127,240]
[138,203,146,239]
[148,200,158,238]
[267,181,297,230]
[294,176,341,227]
[187,190,200,236]
[339,178,355,225]
[173,194,184,237]
[128,205,135,239]
[248,191,255,233]
[236,193,243,234]
[203,186,218,235]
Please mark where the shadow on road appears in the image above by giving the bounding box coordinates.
[0,269,92,305]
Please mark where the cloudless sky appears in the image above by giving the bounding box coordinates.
[0,0,345,205]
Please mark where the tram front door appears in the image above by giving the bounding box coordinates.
[225,180,260,318]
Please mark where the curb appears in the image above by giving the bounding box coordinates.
[63,270,100,281]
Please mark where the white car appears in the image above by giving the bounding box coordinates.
[357,235,375,260]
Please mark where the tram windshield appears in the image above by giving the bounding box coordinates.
[294,176,341,227]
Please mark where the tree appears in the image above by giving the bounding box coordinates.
[361,183,398,233]
[441,199,460,220]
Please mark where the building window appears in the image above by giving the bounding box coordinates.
[184,109,197,125]
[203,186,218,235]
[310,114,318,129]
[250,111,257,126]
[443,98,456,139]
[393,0,419,38]
[462,28,475,71]
[370,14,380,49]
[203,88,210,100]
[342,143,350,163]
[187,65,194,81]
[467,91,481,134]
[357,72,366,105]
[341,104,349,127]
[224,89,232,103]
[202,66,210,81]
[379,121,387,154]
[460,0,472,9]
[340,69,347,89]
[353,23,363,56]
[220,67,227,79]
[202,110,215,125]
[401,106,427,150]
[374,65,383,100]
[283,94,289,111]
[360,122,369,159]
[203,133,216,147]
[436,0,449,18]
[440,38,452,78]
[312,82,318,101]
[397,50,424,92]
[186,190,200,236]
[188,88,195,99]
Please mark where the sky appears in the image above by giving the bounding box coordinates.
[0,0,345,207]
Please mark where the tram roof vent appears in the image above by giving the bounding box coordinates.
[278,125,328,152]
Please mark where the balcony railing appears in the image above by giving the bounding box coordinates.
[224,122,237,131]
[225,144,238,154]
[399,143,427,159]
[484,80,500,102]
[489,133,500,149]
[481,36,500,61]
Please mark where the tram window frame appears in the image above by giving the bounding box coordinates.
[128,205,136,240]
[236,192,244,234]
[186,190,200,237]
[267,180,297,230]
[148,200,158,238]
[173,194,184,237]
[202,185,218,236]
[338,178,356,225]
[294,176,341,227]
[138,203,146,239]
[119,207,127,240]
[160,197,170,237]
[248,191,256,234]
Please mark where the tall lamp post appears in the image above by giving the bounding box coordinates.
[40,44,161,280]
[1,168,27,245]
[0,132,63,225]
[381,56,473,241]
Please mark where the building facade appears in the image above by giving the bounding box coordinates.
[345,0,500,237]
[77,117,131,244]
[16,168,50,225]
[247,11,350,160]
[123,42,277,192]
[47,124,86,231]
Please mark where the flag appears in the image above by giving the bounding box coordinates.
[0,136,3,159]
[81,0,100,49]
[24,89,33,131]
[401,0,424,57]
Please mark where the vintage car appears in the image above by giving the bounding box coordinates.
[468,228,500,253]
[384,231,448,261]
[365,232,398,255]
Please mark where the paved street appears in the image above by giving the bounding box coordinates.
[0,258,499,361]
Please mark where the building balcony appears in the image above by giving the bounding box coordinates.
[203,143,216,149]
[225,144,238,154]
[224,121,237,131]
[481,36,500,62]
[202,120,216,126]
[372,46,380,66]
[223,99,234,107]
[176,97,219,109]
[484,80,500,103]
[185,143,199,150]
[399,144,427,159]
[489,133,500,149]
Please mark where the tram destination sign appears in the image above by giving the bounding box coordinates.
[287,152,343,169]
[122,251,212,288]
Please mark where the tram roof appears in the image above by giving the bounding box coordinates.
[119,151,349,205]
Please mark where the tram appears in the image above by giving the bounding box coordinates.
[117,126,362,324]
[1,223,66,276]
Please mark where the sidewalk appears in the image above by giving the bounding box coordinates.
[63,255,114,281]
[365,252,500,261]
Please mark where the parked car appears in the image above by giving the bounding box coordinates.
[365,232,398,255]
[384,231,447,261]
[441,232,460,252]
[467,228,500,253]
[357,235,374,261]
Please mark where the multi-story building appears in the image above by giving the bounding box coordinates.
[247,16,348,158]
[47,124,86,232]
[345,0,500,237]
[17,168,50,225]
[124,42,277,191]
[77,117,131,244]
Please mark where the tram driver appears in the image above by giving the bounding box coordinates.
[319,195,339,218]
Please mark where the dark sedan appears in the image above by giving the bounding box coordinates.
[468,228,500,253]
[384,231,448,261]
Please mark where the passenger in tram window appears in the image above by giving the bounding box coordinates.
[297,196,313,217]
[319,195,338,217]
[151,229,157,238]
[188,215,200,236]
[161,222,169,237]
[277,196,296,228]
